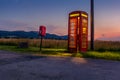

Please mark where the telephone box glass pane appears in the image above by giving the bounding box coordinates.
[69,18,77,48]
[81,17,88,48]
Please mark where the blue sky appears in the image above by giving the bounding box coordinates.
[0,0,120,40]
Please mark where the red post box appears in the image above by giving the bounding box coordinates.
[39,26,46,37]
[39,25,46,51]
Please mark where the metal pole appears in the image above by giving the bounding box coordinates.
[40,36,43,51]
[90,0,94,50]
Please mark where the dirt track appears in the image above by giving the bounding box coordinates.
[0,50,120,80]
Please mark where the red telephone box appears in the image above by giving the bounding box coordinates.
[68,11,88,52]
[39,26,46,37]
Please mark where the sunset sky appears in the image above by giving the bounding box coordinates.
[0,0,120,41]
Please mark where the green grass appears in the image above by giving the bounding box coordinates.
[0,45,120,61]
[82,51,120,61]
[0,45,69,55]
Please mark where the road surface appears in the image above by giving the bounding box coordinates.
[0,50,120,80]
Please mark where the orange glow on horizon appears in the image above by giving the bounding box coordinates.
[95,32,120,40]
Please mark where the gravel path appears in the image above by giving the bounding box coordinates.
[0,50,120,80]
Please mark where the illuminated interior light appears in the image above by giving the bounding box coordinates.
[81,14,88,18]
[83,28,86,34]
[70,14,80,17]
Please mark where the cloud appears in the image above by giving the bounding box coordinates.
[0,20,36,31]
[46,25,67,35]
[0,20,27,27]
[96,32,120,41]
[0,20,68,35]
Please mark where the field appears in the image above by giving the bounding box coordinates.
[0,38,67,49]
[0,38,120,51]
[0,38,120,61]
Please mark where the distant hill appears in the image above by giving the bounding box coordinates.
[0,30,68,40]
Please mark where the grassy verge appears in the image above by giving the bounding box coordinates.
[0,45,120,61]
[82,51,120,61]
[0,45,71,56]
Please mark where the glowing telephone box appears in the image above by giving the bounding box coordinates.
[68,11,88,52]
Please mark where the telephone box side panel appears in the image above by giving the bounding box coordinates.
[68,14,71,51]
[80,12,88,52]
[68,17,78,52]
[68,12,80,52]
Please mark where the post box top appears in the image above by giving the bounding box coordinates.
[40,26,46,28]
